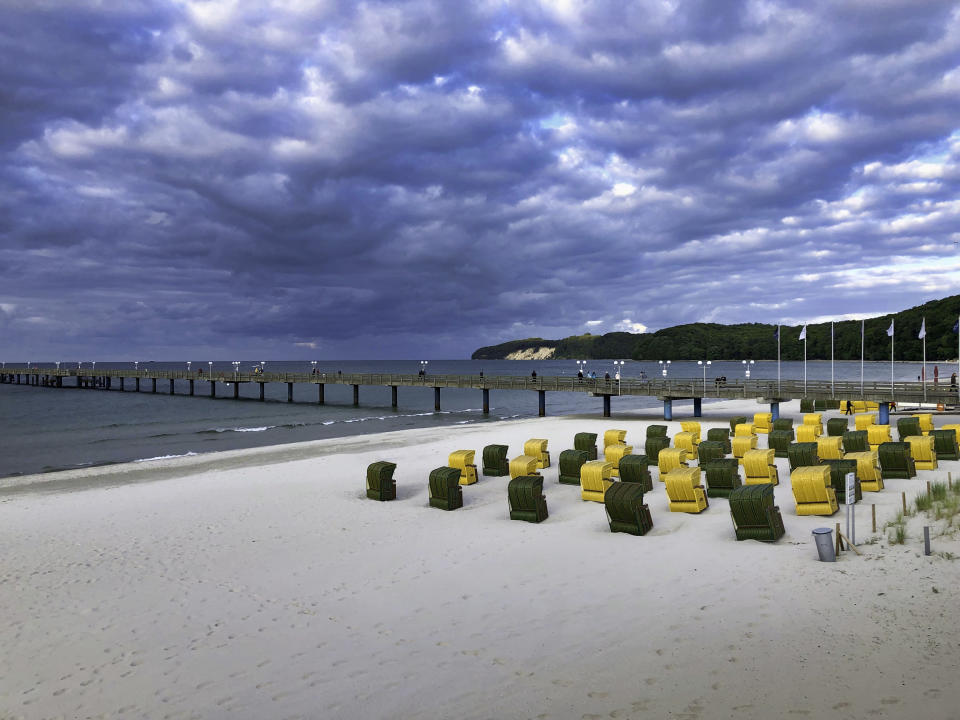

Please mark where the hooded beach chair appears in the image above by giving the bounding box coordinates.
[800,398,814,414]
[826,418,848,437]
[795,424,820,443]
[604,482,653,536]
[877,442,916,480]
[941,424,960,445]
[855,413,876,431]
[772,418,794,432]
[680,421,701,444]
[646,425,668,440]
[574,432,598,460]
[791,465,839,516]
[803,413,823,431]
[844,451,884,492]
[743,448,779,486]
[787,442,820,472]
[867,424,892,452]
[618,454,653,493]
[510,455,540,479]
[658,447,689,477]
[817,435,843,461]
[448,449,478,486]
[931,429,960,461]
[580,460,615,502]
[482,444,509,477]
[706,427,732,454]
[703,458,742,499]
[604,429,628,448]
[851,401,868,414]
[366,461,397,501]
[558,449,589,485]
[729,484,785,542]
[914,413,934,435]
[729,416,748,436]
[897,417,922,442]
[842,430,869,454]
[732,432,758,464]
[697,440,726,466]
[906,435,938,470]
[768,429,794,458]
[508,475,548,523]
[644,435,671,466]
[663,467,708,513]
[824,458,862,503]
[428,467,463,510]
[604,443,633,478]
[753,412,772,435]
[523,438,550,469]
[673,431,698,460]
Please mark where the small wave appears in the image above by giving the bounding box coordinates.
[134,452,200,463]
[201,425,277,434]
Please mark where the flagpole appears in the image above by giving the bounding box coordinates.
[860,319,864,395]
[890,318,894,394]
[777,324,781,395]
[922,316,927,404]
[957,313,959,404]
[831,321,834,397]
[804,334,807,394]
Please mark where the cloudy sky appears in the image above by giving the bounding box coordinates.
[3,0,960,360]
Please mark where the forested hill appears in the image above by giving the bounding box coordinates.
[471,295,960,361]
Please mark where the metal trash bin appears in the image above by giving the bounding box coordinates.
[812,527,835,562]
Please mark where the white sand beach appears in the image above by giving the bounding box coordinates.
[3,398,960,720]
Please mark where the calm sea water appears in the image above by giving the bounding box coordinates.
[0,359,950,478]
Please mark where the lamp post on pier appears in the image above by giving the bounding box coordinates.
[576,360,587,378]
[698,360,712,394]
[187,361,191,373]
[613,360,624,395]
[659,360,670,378]
[742,359,754,379]
[208,361,213,378]
[311,360,317,375]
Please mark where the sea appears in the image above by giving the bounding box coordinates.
[0,358,952,478]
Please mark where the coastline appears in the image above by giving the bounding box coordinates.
[3,398,960,718]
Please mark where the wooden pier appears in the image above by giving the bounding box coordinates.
[2,367,957,421]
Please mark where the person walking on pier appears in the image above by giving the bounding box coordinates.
[844,400,853,415]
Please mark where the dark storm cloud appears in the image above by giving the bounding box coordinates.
[2,0,960,360]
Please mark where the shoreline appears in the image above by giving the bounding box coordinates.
[3,398,960,718]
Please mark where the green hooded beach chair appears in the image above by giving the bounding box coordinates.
[772,418,794,432]
[824,458,862,503]
[706,428,732,454]
[604,482,653,536]
[508,475,548,523]
[728,416,748,436]
[768,429,794,458]
[877,442,916,480]
[931,429,960,461]
[697,440,726,466]
[646,424,668,440]
[729,484,785,542]
[815,399,841,411]
[574,432,598,460]
[366,461,397,501]
[842,430,869,454]
[897,417,922,443]
[558,449,589,486]
[800,398,814,414]
[826,418,848,437]
[787,442,820,472]
[428,467,463,510]
[482,444,509,477]
[618,454,653,493]
[644,435,670,466]
[703,458,742,499]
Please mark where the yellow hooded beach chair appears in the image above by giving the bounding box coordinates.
[845,451,883,492]
[604,429,627,448]
[680,421,701,444]
[523,438,550,469]
[795,424,820,443]
[913,414,934,435]
[855,413,876,431]
[743,448,779,486]
[448,449,478,485]
[580,460,615,502]
[658,447,688,477]
[817,435,843,461]
[906,435,937,470]
[604,443,633,478]
[663,467,707,513]
[753,413,772,435]
[673,431,698,459]
[791,465,838,516]
[867,424,892,452]
[509,455,540,479]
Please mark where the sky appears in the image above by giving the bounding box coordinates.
[3,0,960,361]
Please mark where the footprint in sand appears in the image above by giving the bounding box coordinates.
[587,691,608,699]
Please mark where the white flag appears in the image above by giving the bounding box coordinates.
[918,318,926,339]
[798,325,807,341]
[887,320,894,337]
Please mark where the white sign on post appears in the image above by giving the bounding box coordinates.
[845,472,856,545]
[845,472,856,505]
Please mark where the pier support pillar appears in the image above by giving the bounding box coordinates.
[318,384,324,404]
[391,386,398,408]
[434,387,441,412]
[120,377,124,391]
[693,397,702,417]
[354,384,360,406]
[603,395,611,418]
[483,388,489,415]
[770,402,780,421]
[288,382,294,403]
[210,381,216,398]
[538,390,546,417]
[189,379,194,396]
[151,378,157,393]
[16,374,21,384]
[259,383,265,401]
[169,379,175,395]
[664,399,673,421]
[878,401,890,425]
[106,377,111,390]
[57,377,62,388]
[234,382,240,400]
[135,377,140,392]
